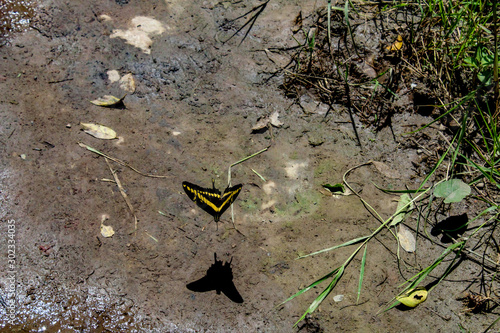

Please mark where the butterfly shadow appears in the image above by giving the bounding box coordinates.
[431,213,468,243]
[186,253,244,303]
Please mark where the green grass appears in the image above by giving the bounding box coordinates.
[281,0,500,328]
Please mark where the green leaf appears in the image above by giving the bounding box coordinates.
[322,183,345,194]
[434,179,471,203]
[390,193,413,227]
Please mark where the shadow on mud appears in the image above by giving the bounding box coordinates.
[431,213,468,243]
[187,253,243,304]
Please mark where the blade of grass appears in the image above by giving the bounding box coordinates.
[381,239,466,313]
[227,146,269,226]
[277,268,341,306]
[285,162,433,323]
[293,265,345,327]
[251,168,266,182]
[227,146,269,185]
[296,235,369,259]
[357,244,367,304]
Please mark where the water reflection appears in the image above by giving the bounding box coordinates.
[0,0,36,42]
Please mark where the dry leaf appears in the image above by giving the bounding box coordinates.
[100,224,115,237]
[292,11,303,33]
[398,224,416,252]
[252,117,270,131]
[269,111,284,127]
[386,35,403,51]
[252,111,283,131]
[90,94,126,106]
[120,73,136,93]
[81,123,117,140]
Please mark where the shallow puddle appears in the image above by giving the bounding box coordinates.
[0,0,36,42]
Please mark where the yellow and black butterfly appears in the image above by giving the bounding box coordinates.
[182,180,243,223]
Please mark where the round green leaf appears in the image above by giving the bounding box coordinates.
[434,179,471,203]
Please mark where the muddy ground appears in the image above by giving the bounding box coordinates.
[0,0,497,332]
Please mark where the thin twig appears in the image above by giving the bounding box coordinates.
[79,142,171,178]
[226,146,269,230]
[105,158,138,231]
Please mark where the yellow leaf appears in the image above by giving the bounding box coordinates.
[80,123,117,140]
[386,35,403,51]
[90,94,126,106]
[100,224,115,237]
[396,287,428,307]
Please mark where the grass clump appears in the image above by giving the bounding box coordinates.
[278,0,500,328]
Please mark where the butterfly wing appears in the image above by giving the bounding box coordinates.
[183,182,242,222]
[214,184,242,221]
[182,181,222,220]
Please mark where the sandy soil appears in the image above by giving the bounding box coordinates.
[0,0,496,332]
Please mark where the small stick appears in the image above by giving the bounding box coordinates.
[252,168,267,182]
[79,142,171,178]
[227,146,269,185]
[227,146,269,230]
[144,230,158,242]
[105,158,138,231]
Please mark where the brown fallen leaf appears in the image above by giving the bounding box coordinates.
[80,123,117,140]
[269,111,284,127]
[90,94,126,106]
[252,117,269,131]
[292,11,303,33]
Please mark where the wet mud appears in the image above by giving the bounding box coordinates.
[0,0,495,332]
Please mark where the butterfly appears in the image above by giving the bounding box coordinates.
[186,253,243,303]
[182,180,242,223]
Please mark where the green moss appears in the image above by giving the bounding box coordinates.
[220,227,231,240]
[314,159,335,178]
[289,151,299,160]
[275,190,322,217]
[283,220,295,230]
[239,194,261,213]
